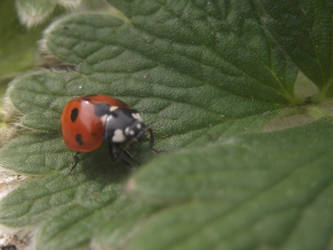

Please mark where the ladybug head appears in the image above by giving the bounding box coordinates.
[104,107,156,160]
[123,119,147,142]
[104,108,150,144]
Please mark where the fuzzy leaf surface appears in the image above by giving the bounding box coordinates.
[95,118,333,250]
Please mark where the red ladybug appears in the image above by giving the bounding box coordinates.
[61,95,154,167]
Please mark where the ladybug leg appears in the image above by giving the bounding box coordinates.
[108,141,139,166]
[121,150,138,166]
[146,128,160,153]
[108,142,122,160]
[109,142,134,165]
[69,152,81,174]
[123,149,134,159]
[147,128,154,149]
[123,149,140,165]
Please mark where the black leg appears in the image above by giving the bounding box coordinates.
[123,149,140,165]
[119,154,133,166]
[123,149,134,159]
[69,152,81,174]
[146,128,161,153]
[108,141,122,161]
[108,141,139,166]
[146,128,154,149]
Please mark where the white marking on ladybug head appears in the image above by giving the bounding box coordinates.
[132,113,143,122]
[110,106,118,112]
[136,123,142,129]
[125,127,135,136]
[112,129,126,142]
[125,127,130,135]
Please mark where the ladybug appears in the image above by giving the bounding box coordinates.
[61,95,154,168]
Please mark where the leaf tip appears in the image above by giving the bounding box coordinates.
[15,0,55,28]
[57,0,82,10]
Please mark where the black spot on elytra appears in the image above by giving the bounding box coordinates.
[94,103,110,117]
[70,108,79,122]
[75,134,84,145]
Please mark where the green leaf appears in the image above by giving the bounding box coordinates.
[0,1,332,250]
[35,196,160,250]
[0,134,70,174]
[0,0,46,146]
[132,118,333,202]
[260,0,333,97]
[0,0,42,78]
[0,139,131,248]
[95,118,333,250]
[45,6,297,104]
[0,161,127,224]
